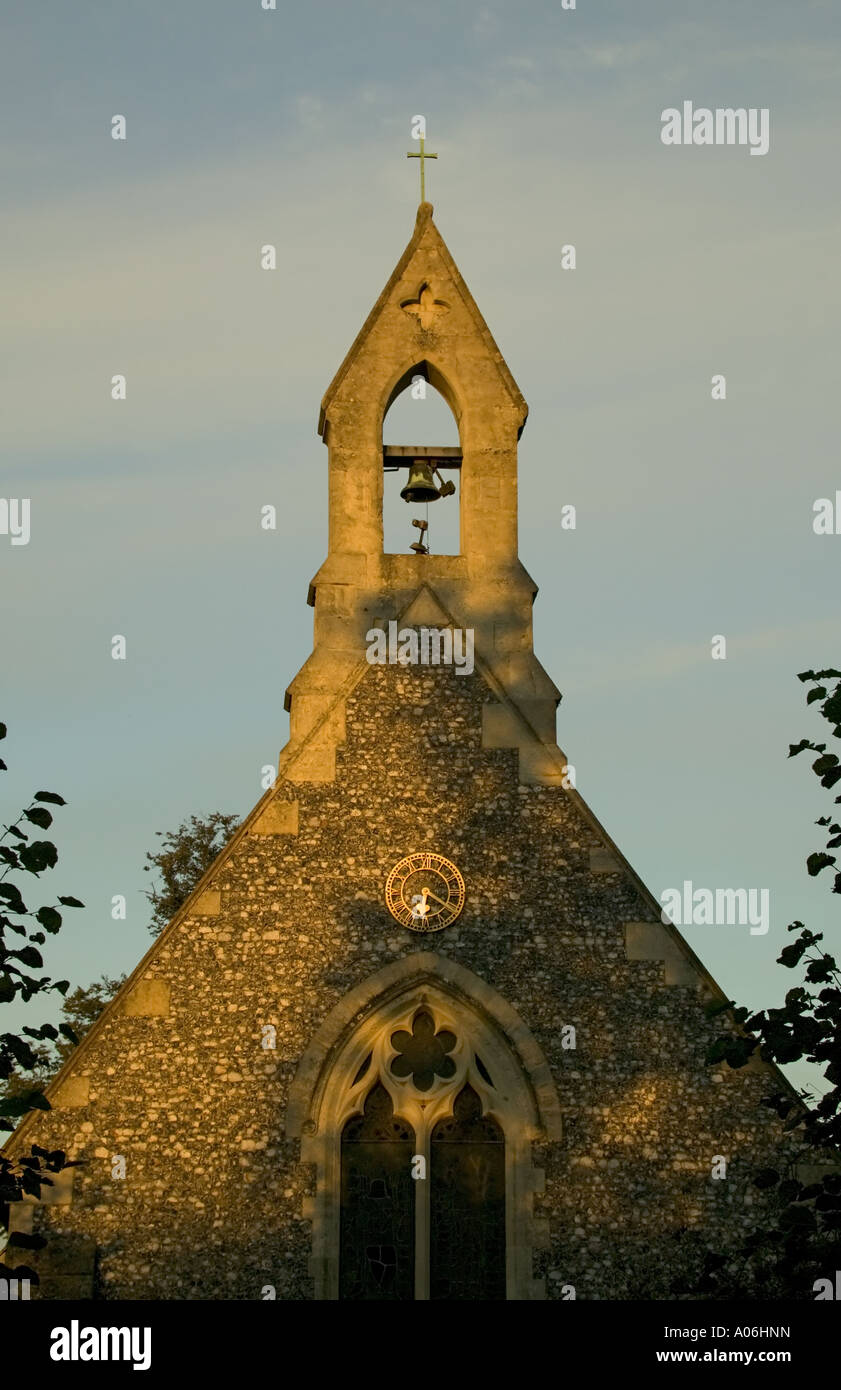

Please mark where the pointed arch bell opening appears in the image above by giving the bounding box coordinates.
[380,357,465,431]
[382,359,462,557]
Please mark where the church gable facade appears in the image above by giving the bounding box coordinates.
[6,203,792,1301]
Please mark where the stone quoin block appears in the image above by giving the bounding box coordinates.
[120,978,171,1017]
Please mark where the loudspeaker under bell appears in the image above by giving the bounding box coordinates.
[400,460,441,504]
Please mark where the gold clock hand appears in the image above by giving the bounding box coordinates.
[423,887,451,909]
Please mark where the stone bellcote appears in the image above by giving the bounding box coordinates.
[318,200,527,568]
[284,202,561,780]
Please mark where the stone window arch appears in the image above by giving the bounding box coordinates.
[288,953,561,1300]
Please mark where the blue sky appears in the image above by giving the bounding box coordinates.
[2,1,840,1091]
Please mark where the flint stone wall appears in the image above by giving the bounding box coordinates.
[11,659,789,1299]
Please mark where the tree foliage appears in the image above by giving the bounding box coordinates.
[0,720,85,1282]
[143,811,239,936]
[698,669,841,1297]
[2,729,239,1289]
[1,974,126,1104]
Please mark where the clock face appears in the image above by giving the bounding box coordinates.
[385,852,466,932]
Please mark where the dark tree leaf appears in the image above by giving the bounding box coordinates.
[815,1192,841,1212]
[7,1231,47,1250]
[57,896,84,908]
[0,1088,49,1117]
[778,1205,816,1233]
[10,945,43,969]
[2,1033,39,1068]
[23,1021,57,1040]
[0,883,27,914]
[704,998,736,1019]
[33,791,66,806]
[24,807,53,830]
[21,1166,43,1197]
[778,938,810,969]
[19,840,58,875]
[806,957,836,984]
[35,906,62,933]
[789,740,809,757]
[777,1179,802,1203]
[753,1169,780,1190]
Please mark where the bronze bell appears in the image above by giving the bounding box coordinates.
[400,459,440,504]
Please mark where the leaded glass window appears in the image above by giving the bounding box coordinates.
[340,1083,415,1300]
[339,1016,507,1300]
[430,1085,506,1300]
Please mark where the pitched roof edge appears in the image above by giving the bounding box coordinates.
[1,667,376,1157]
[318,203,434,438]
[430,226,528,429]
[459,673,806,1114]
[318,203,527,438]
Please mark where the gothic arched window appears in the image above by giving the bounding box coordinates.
[430,1085,505,1300]
[338,1011,506,1301]
[340,1084,415,1300]
[290,961,562,1302]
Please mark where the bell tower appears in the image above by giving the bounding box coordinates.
[284,202,562,784]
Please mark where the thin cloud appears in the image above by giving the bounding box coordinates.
[569,619,841,694]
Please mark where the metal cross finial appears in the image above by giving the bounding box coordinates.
[407,136,438,203]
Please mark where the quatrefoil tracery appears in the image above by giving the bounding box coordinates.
[400,283,449,330]
[389,1010,456,1092]
[341,998,499,1142]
